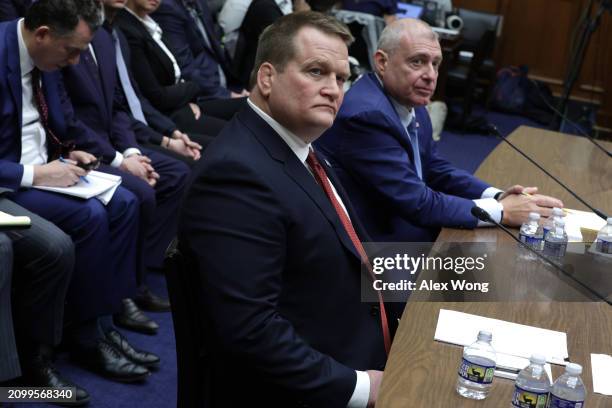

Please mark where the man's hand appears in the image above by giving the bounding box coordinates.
[120,155,159,186]
[67,150,97,168]
[189,103,201,120]
[366,370,383,408]
[230,89,249,98]
[499,185,564,226]
[33,160,87,187]
[165,136,201,160]
[170,130,202,160]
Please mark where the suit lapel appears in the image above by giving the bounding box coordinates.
[6,22,22,129]
[92,31,116,118]
[238,106,362,262]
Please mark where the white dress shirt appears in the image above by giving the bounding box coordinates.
[17,19,46,187]
[247,98,370,408]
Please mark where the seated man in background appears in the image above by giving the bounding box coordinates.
[61,0,191,333]
[0,0,158,387]
[180,12,392,407]
[317,18,563,243]
[0,196,78,398]
[0,0,32,22]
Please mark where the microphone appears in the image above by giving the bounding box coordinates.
[486,124,609,220]
[470,206,611,305]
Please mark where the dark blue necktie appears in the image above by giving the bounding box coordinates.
[407,119,422,179]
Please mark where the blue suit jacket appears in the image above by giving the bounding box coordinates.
[0,0,30,22]
[152,0,233,99]
[0,20,99,189]
[60,26,142,163]
[317,73,490,242]
[178,105,388,407]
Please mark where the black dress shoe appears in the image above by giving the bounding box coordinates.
[134,287,171,312]
[73,339,150,382]
[106,329,160,369]
[114,298,159,335]
[21,360,90,406]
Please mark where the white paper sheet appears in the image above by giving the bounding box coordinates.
[434,309,568,365]
[591,353,612,395]
[34,171,122,205]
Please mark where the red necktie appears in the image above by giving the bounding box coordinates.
[31,68,73,159]
[306,150,391,355]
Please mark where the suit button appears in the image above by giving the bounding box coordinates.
[370,305,379,317]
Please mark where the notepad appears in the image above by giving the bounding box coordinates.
[0,210,31,228]
[563,208,607,242]
[34,171,122,205]
[591,354,612,395]
[434,309,568,366]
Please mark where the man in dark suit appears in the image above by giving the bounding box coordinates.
[179,12,392,407]
[151,0,247,100]
[0,195,73,389]
[0,0,158,386]
[0,0,32,21]
[60,0,191,329]
[317,19,563,242]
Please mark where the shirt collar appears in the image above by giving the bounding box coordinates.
[374,72,415,128]
[247,98,311,164]
[17,19,35,77]
[125,7,161,38]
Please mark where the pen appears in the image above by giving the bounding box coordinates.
[59,156,90,184]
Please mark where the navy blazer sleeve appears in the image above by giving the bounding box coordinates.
[329,110,482,229]
[180,157,357,406]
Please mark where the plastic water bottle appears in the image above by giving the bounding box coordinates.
[595,217,612,254]
[518,212,544,259]
[543,218,568,261]
[511,354,550,408]
[549,363,586,408]
[456,330,496,400]
[543,207,565,238]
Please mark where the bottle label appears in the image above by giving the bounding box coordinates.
[544,240,567,258]
[597,238,612,254]
[519,233,542,249]
[457,357,495,384]
[511,385,549,408]
[548,394,584,408]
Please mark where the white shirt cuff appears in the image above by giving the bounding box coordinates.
[110,151,124,168]
[347,370,370,408]
[123,147,142,158]
[20,164,34,187]
[473,198,503,226]
[481,186,503,199]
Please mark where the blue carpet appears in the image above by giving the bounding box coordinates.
[7,107,574,408]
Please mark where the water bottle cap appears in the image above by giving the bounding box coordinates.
[477,330,492,342]
[529,212,540,220]
[555,218,566,227]
[530,354,546,365]
[552,208,564,216]
[565,363,582,375]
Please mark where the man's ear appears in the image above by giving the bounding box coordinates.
[373,50,387,76]
[33,25,52,43]
[256,62,275,97]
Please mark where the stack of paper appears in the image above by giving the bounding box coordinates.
[0,211,31,228]
[434,309,568,367]
[563,208,607,242]
[591,354,612,396]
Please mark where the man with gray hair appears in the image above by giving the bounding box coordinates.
[317,18,563,243]
[180,11,392,408]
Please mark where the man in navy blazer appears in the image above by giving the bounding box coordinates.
[317,19,563,242]
[60,3,190,324]
[0,0,155,390]
[151,0,247,99]
[179,12,391,407]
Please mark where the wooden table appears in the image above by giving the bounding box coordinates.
[377,127,612,407]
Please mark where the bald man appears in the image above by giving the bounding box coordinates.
[317,18,562,242]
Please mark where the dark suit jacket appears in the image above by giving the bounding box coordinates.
[60,26,142,163]
[0,20,99,188]
[114,9,202,113]
[232,0,282,88]
[152,0,233,99]
[317,73,490,242]
[0,0,30,22]
[178,104,388,407]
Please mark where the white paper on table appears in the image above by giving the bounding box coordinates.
[591,353,612,395]
[434,309,568,365]
[564,209,607,242]
[490,351,554,382]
